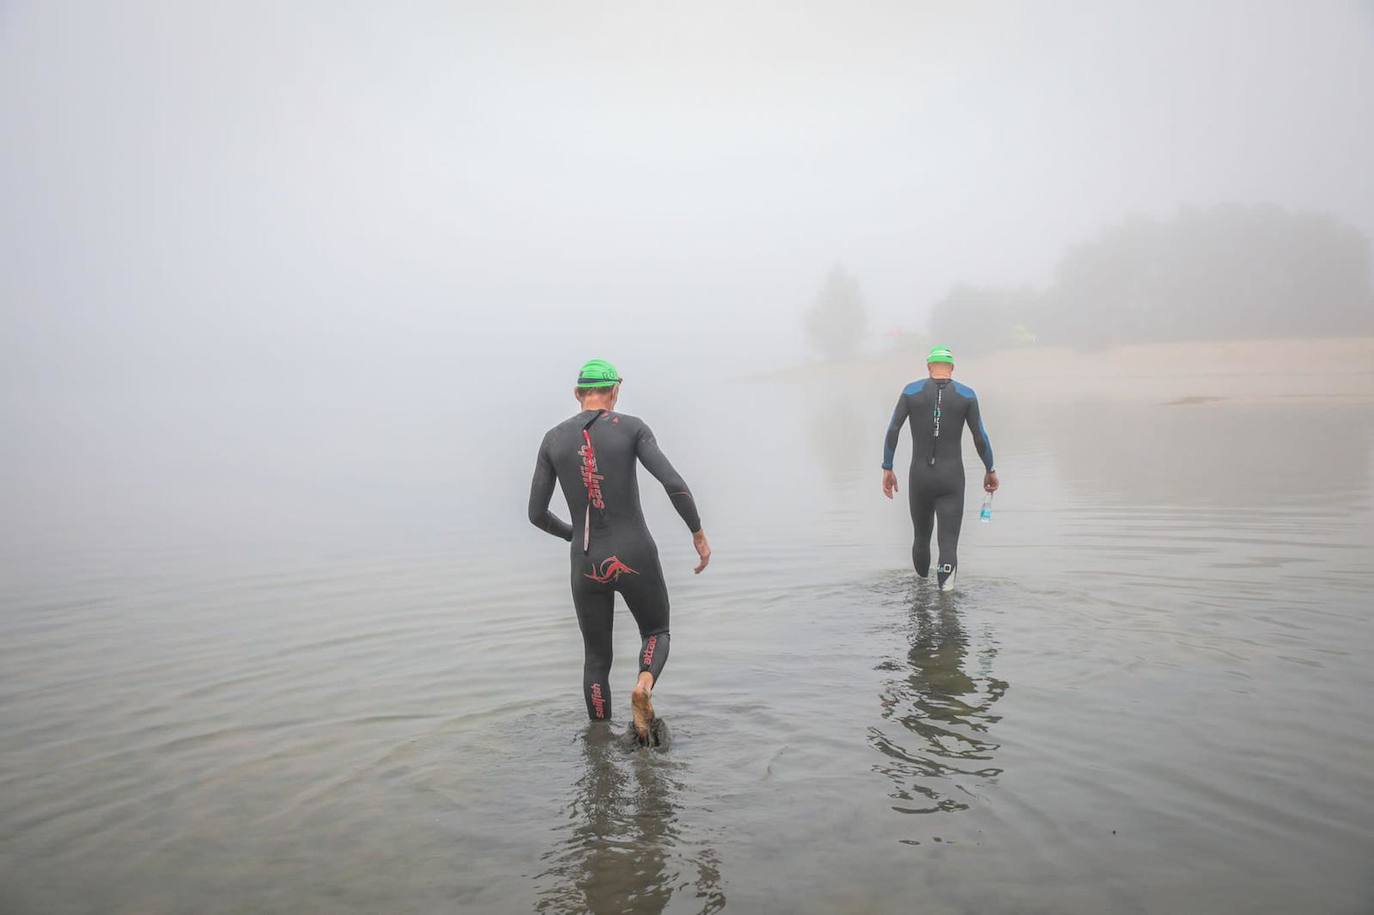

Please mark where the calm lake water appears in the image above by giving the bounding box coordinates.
[3,377,1372,913]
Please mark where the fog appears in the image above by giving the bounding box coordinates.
[3,0,1373,554]
[6,7,1374,912]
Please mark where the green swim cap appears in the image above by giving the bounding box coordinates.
[926,345,955,365]
[576,358,622,388]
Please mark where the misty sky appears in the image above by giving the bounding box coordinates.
[4,1,1373,370]
[3,1,1374,551]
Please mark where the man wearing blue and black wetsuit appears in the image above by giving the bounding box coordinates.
[881,346,998,591]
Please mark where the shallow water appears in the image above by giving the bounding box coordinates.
[3,380,1373,913]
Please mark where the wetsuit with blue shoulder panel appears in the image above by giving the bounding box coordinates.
[882,346,995,589]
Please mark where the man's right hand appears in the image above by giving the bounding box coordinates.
[692,530,711,574]
[882,469,899,500]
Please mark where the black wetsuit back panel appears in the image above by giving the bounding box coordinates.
[528,409,700,719]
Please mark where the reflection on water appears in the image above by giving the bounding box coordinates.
[535,726,725,915]
[1047,402,1373,506]
[869,584,1008,817]
[805,388,874,486]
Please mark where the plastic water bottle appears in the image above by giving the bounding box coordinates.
[979,492,993,523]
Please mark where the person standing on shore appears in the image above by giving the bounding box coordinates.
[881,346,998,590]
[528,359,711,744]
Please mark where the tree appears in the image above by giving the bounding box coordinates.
[805,265,868,360]
[1038,204,1374,347]
[928,284,1038,356]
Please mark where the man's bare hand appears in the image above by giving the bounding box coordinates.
[692,530,711,574]
[882,469,899,500]
[984,471,999,493]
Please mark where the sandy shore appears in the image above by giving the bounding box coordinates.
[760,337,1374,406]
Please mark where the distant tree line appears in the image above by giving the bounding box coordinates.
[805,264,868,360]
[929,203,1374,353]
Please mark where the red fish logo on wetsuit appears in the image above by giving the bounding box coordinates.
[585,556,637,583]
[579,430,605,509]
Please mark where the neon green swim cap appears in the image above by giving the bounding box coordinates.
[926,345,955,365]
[576,358,622,388]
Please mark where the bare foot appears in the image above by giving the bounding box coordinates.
[630,672,654,743]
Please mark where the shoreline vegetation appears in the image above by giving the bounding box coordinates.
[790,206,1373,409]
[756,336,1374,406]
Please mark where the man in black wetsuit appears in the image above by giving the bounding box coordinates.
[528,358,711,743]
[881,345,998,591]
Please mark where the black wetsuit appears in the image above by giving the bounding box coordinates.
[882,379,994,585]
[528,409,701,720]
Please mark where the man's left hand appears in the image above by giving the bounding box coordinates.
[984,471,999,493]
[692,530,711,574]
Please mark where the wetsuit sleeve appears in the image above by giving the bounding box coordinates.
[966,396,995,471]
[527,433,573,541]
[635,423,702,533]
[882,393,909,470]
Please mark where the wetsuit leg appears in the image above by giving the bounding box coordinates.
[616,555,671,684]
[572,582,615,721]
[933,486,965,584]
[908,473,936,577]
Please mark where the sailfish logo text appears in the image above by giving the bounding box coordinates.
[590,683,606,718]
[579,431,605,509]
[585,556,637,583]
